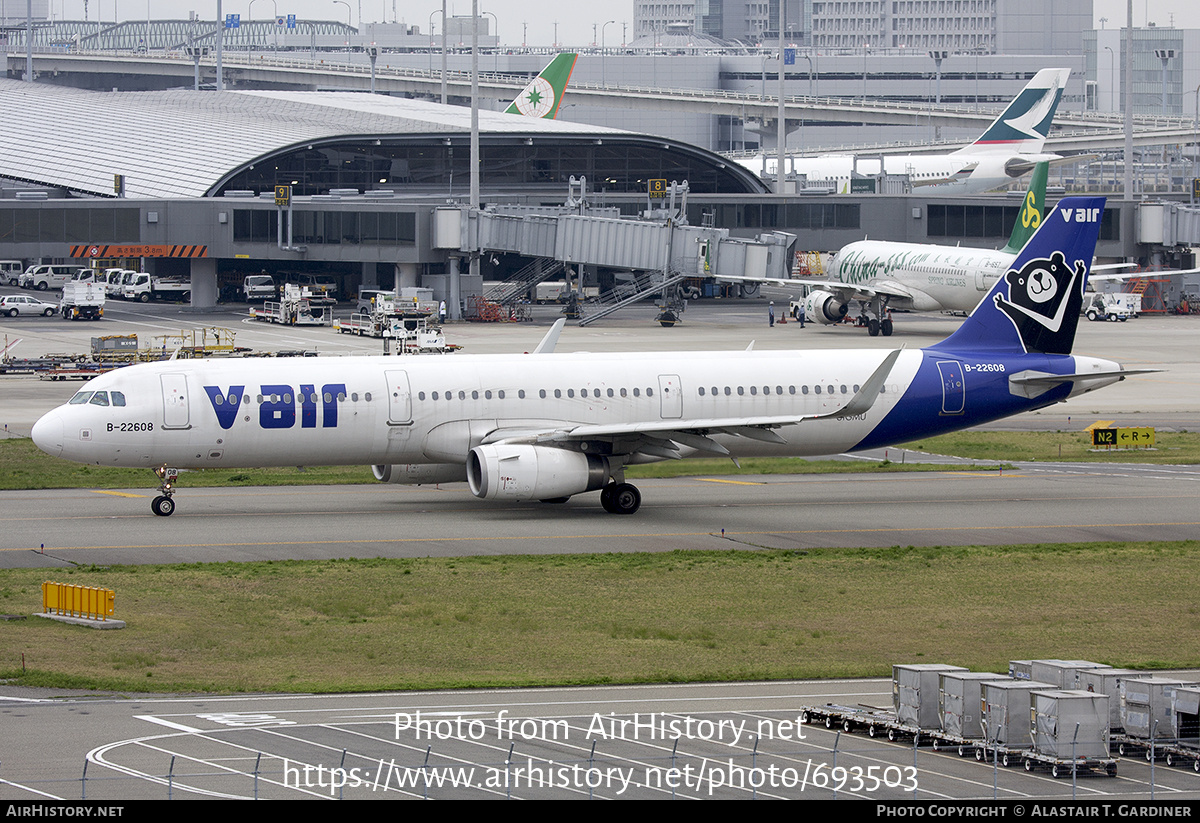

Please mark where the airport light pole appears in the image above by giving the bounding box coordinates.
[441,0,447,104]
[248,0,277,58]
[1154,48,1174,116]
[601,20,614,86]
[334,0,350,58]
[1104,45,1115,113]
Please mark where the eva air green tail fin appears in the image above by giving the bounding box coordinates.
[504,53,578,119]
[1002,161,1049,255]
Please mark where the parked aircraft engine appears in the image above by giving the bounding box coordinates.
[372,463,467,485]
[806,290,850,324]
[467,444,613,502]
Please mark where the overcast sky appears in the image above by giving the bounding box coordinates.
[49,0,1200,48]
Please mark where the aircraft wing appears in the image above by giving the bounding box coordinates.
[483,350,902,457]
[1091,264,1200,282]
[712,275,912,303]
[1004,153,1101,178]
[908,161,979,187]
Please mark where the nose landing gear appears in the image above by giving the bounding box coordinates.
[151,466,179,517]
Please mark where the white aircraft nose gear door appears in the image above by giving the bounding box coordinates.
[658,374,682,419]
[160,374,191,429]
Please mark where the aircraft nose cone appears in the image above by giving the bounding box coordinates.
[31,410,64,458]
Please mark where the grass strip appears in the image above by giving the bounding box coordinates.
[2,542,1196,694]
[15,427,1196,491]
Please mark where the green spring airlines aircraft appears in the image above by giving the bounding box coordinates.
[798,161,1053,337]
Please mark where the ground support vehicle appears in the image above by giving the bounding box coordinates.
[251,285,333,325]
[243,275,277,301]
[334,313,397,337]
[39,365,112,380]
[798,703,924,743]
[967,743,1118,777]
[1111,735,1200,772]
[927,732,985,758]
[122,275,191,303]
[59,282,105,320]
[1085,293,1135,322]
[1008,753,1118,782]
[24,264,80,291]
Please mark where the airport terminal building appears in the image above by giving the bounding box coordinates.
[0,78,1190,313]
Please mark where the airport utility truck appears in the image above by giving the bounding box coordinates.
[59,282,105,320]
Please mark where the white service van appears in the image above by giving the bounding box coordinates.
[22,264,80,290]
[0,260,25,285]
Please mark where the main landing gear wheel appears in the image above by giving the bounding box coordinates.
[867,318,881,337]
[600,483,641,515]
[881,318,893,336]
[151,495,175,517]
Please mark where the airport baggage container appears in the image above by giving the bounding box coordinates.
[1173,686,1200,745]
[1029,660,1111,689]
[982,680,1054,749]
[1119,677,1187,741]
[939,673,1007,739]
[1017,689,1118,778]
[930,673,1010,756]
[1162,687,1200,772]
[1031,690,1111,759]
[894,664,967,730]
[1077,668,1150,731]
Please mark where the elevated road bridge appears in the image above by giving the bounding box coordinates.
[10,48,1197,149]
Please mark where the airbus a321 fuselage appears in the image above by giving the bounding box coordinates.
[33,197,1131,517]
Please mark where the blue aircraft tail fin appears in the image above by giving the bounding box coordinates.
[930,196,1105,356]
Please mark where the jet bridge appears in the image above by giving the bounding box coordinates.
[432,184,795,324]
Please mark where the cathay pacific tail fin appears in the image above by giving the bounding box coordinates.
[955,68,1070,156]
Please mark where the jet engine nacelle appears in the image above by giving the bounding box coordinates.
[806,290,849,325]
[467,444,612,501]
[372,463,468,485]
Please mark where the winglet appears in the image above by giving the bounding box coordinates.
[834,348,901,418]
[505,53,577,119]
[533,318,566,354]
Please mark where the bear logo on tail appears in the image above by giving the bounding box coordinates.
[994,250,1084,337]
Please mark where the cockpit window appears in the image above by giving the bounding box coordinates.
[111,391,126,407]
[69,391,94,405]
[89,391,110,406]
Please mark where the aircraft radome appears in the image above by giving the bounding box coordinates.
[32,197,1141,517]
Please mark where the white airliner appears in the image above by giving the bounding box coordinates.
[739,68,1075,195]
[32,197,1135,517]
[799,162,1051,336]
